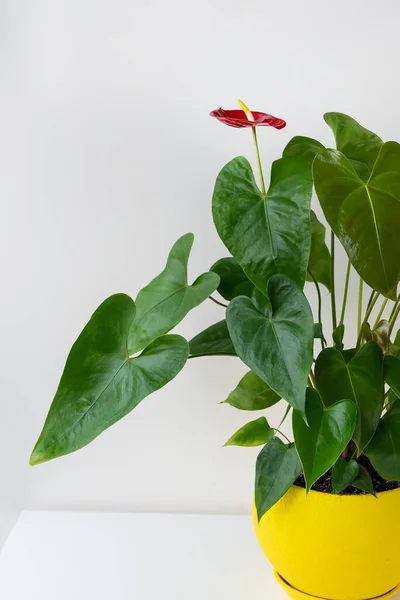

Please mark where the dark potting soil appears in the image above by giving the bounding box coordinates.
[294,458,400,495]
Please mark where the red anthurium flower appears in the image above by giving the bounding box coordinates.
[210,100,286,130]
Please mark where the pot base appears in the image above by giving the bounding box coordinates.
[274,571,400,600]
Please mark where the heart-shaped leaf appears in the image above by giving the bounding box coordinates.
[352,464,376,497]
[30,295,189,465]
[226,275,314,414]
[212,156,313,293]
[365,404,400,481]
[223,417,274,447]
[313,143,400,299]
[384,353,400,397]
[307,211,331,291]
[283,136,325,166]
[324,112,383,180]
[189,320,236,357]
[293,388,357,491]
[255,438,302,521]
[128,233,219,353]
[223,371,280,411]
[332,458,360,494]
[315,343,384,452]
[210,257,255,301]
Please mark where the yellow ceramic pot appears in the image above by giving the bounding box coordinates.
[253,485,400,600]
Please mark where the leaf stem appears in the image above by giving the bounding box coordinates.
[356,289,379,348]
[308,269,326,349]
[339,260,351,326]
[308,371,317,388]
[188,352,236,359]
[252,127,266,194]
[357,278,364,334]
[209,296,228,308]
[330,231,337,330]
[273,429,291,444]
[388,301,400,336]
[373,297,389,329]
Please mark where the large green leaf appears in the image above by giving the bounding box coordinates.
[255,438,302,521]
[307,210,331,291]
[324,112,383,181]
[332,458,360,494]
[189,320,236,357]
[283,136,325,166]
[315,343,384,452]
[212,156,313,293]
[365,405,400,481]
[210,257,255,301]
[293,388,357,491]
[226,275,314,414]
[128,234,219,353]
[223,417,274,447]
[30,295,188,465]
[313,143,400,299]
[223,370,281,411]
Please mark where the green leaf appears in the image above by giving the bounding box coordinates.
[306,211,331,291]
[255,438,302,521]
[352,464,376,497]
[313,143,400,299]
[128,234,219,353]
[189,320,236,357]
[314,323,324,339]
[212,156,313,293]
[293,388,357,492]
[223,371,281,411]
[332,458,359,494]
[283,136,325,166]
[324,112,383,181]
[226,275,314,414]
[210,257,255,301]
[384,354,400,397]
[365,404,400,480]
[315,343,384,453]
[223,417,274,447]
[30,295,189,465]
[332,324,345,350]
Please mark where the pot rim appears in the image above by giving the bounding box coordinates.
[290,483,400,500]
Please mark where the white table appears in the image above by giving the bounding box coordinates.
[0,511,287,599]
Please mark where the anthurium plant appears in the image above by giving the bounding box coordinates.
[30,101,400,523]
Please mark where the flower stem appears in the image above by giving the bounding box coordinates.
[330,231,337,330]
[339,260,351,326]
[252,127,266,194]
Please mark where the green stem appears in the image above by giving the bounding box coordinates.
[357,278,364,334]
[252,127,266,194]
[209,296,228,308]
[273,429,291,444]
[373,297,389,329]
[330,231,337,331]
[339,260,351,326]
[308,269,326,349]
[389,302,400,336]
[356,289,379,348]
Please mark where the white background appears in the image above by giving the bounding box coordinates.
[1,0,400,548]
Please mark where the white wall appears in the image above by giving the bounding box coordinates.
[1,0,400,537]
